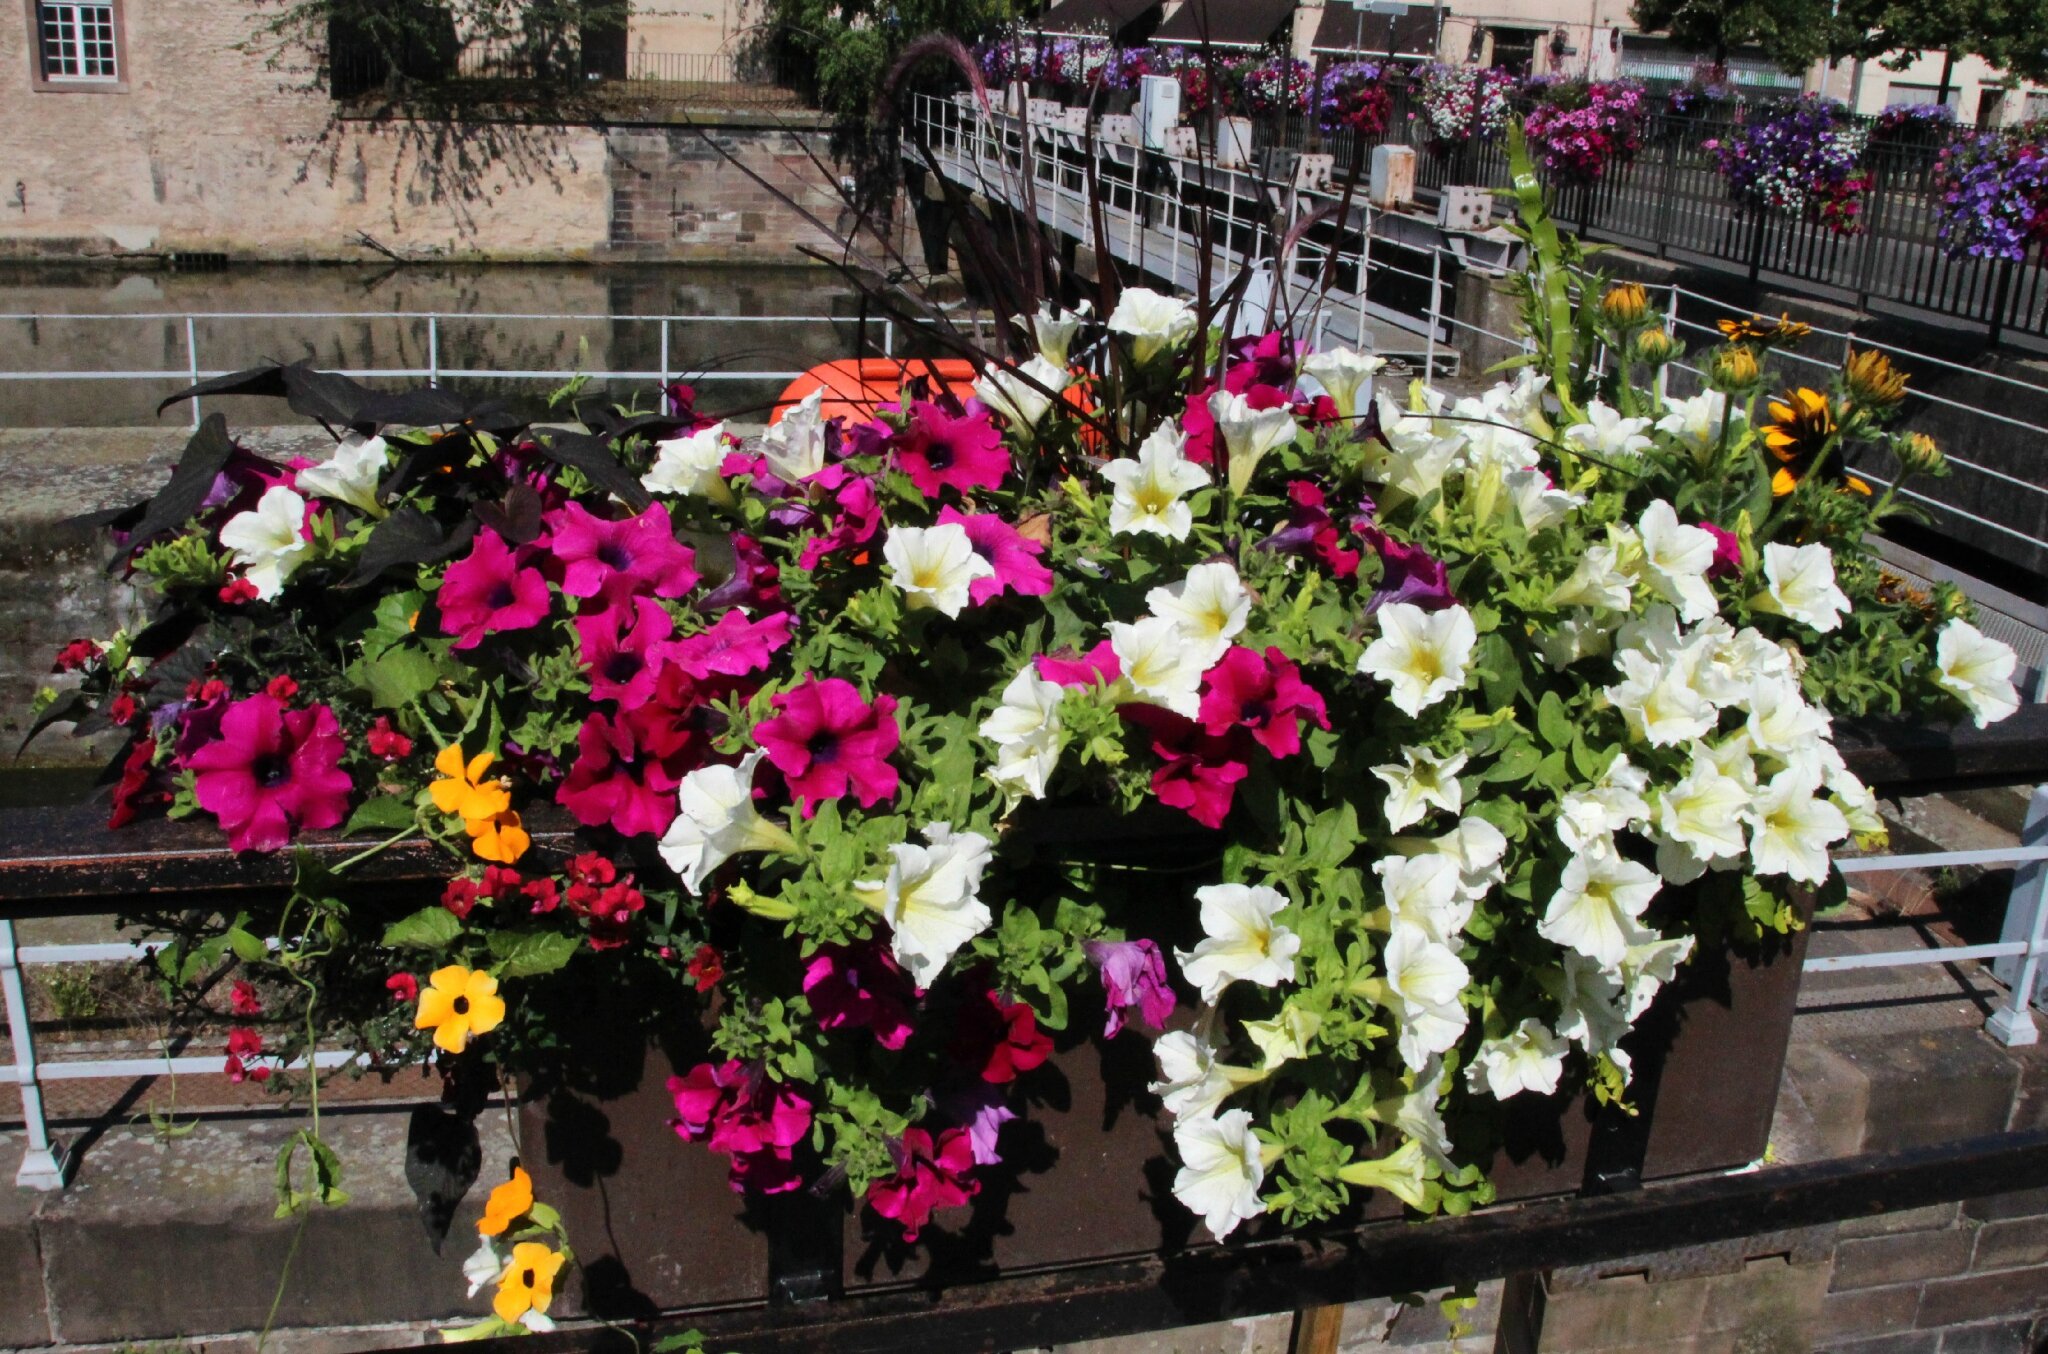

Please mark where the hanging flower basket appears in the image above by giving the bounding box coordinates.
[1705,97,1873,236]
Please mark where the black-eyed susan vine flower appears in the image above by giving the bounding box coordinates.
[430,745,528,863]
[414,964,505,1054]
[478,1166,534,1237]
[491,1243,566,1329]
[456,1168,574,1341]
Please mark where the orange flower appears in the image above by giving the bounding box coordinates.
[466,809,530,865]
[478,1166,533,1238]
[414,964,506,1054]
[1717,312,1811,346]
[431,745,511,823]
[492,1241,566,1326]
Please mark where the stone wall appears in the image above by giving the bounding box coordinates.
[605,119,865,261]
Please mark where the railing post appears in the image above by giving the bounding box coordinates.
[1425,248,1442,379]
[1655,282,1679,405]
[659,318,670,390]
[184,316,201,430]
[1990,784,2048,1048]
[428,315,440,388]
[0,919,67,1189]
[882,319,894,359]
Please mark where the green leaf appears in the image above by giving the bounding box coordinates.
[382,906,462,950]
[343,795,415,836]
[1536,691,1572,750]
[225,919,268,964]
[487,929,581,979]
[347,643,444,710]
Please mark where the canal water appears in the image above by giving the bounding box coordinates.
[0,262,873,428]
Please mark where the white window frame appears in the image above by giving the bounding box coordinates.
[36,1,118,83]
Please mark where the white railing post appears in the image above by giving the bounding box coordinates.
[659,318,670,390]
[883,319,894,358]
[1425,249,1442,380]
[184,316,201,430]
[1656,282,1679,405]
[427,315,440,388]
[0,919,67,1189]
[1990,784,2048,1047]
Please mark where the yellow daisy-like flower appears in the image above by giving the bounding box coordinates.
[478,1166,533,1238]
[1763,387,1837,496]
[492,1242,566,1326]
[465,809,530,865]
[1844,347,1907,408]
[431,746,512,823]
[415,965,506,1054]
[1717,312,1811,346]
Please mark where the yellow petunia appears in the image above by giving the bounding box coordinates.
[431,745,511,823]
[415,964,506,1054]
[465,809,530,865]
[478,1166,533,1238]
[492,1242,566,1326]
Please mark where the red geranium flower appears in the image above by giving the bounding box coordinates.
[366,716,413,760]
[386,973,419,1002]
[686,944,725,992]
[52,638,102,672]
[230,979,263,1016]
[264,674,299,701]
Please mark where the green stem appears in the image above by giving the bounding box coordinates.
[331,824,421,876]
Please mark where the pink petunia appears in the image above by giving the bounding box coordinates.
[752,677,900,816]
[936,506,1054,605]
[1358,524,1455,613]
[671,608,795,680]
[1120,705,1252,830]
[1034,641,1121,688]
[1701,521,1742,578]
[1258,481,1361,578]
[545,501,699,604]
[889,400,1011,499]
[952,989,1053,1084]
[575,596,684,708]
[184,694,353,853]
[668,1061,813,1195]
[795,475,883,573]
[1197,646,1330,758]
[556,704,704,837]
[802,943,917,1049]
[437,529,552,650]
[865,1127,979,1242]
[1082,937,1178,1038]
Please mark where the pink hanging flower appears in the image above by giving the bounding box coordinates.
[795,475,883,573]
[889,400,1011,499]
[436,529,552,649]
[1197,646,1331,758]
[671,608,795,680]
[954,990,1053,1084]
[936,507,1054,605]
[937,1086,1017,1167]
[1701,521,1742,578]
[802,943,917,1049]
[556,705,704,837]
[700,531,782,611]
[668,1061,813,1194]
[1258,481,1362,578]
[1034,641,1122,688]
[1358,524,1455,612]
[545,501,699,605]
[1121,706,1252,830]
[1082,938,1177,1038]
[184,693,352,853]
[865,1127,979,1241]
[752,677,900,815]
[575,596,685,708]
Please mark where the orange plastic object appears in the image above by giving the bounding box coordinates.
[772,358,979,425]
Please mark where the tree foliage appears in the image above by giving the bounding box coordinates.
[1630,0,2048,83]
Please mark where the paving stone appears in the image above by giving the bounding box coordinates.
[1936,1317,2040,1354]
[1969,1215,2048,1271]
[1051,1313,1293,1354]
[1839,1203,1962,1240]
[1914,1264,2048,1328]
[1820,1285,1923,1341]
[1784,1041,1871,1159]
[1818,1334,1942,1354]
[1963,1185,2048,1222]
[1700,1255,1830,1346]
[1831,1029,2019,1154]
[1534,1270,1711,1350]
[0,1133,53,1348]
[1831,1229,1976,1291]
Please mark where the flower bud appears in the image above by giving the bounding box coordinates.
[1709,344,1760,391]
[1844,347,1908,408]
[1895,430,1946,477]
[1601,283,1649,329]
[1632,328,1678,366]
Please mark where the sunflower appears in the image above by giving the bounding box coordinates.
[1717,312,1812,347]
[1763,388,1837,495]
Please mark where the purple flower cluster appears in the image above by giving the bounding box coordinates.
[1934,127,2048,261]
[1667,63,1738,116]
[1706,97,1870,233]
[1874,102,1958,136]
[1317,60,1389,136]
[1522,79,1646,183]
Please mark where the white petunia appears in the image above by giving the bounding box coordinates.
[1101,421,1209,540]
[1171,1109,1266,1240]
[1146,561,1248,666]
[296,431,389,515]
[1654,761,1749,866]
[1637,500,1718,623]
[1379,920,1472,1071]
[1505,467,1582,533]
[1454,393,1539,475]
[1538,609,1619,670]
[1754,542,1850,633]
[1018,300,1090,368]
[1375,853,1469,947]
[1242,1003,1322,1069]
[1619,933,1696,1020]
[1300,346,1385,419]
[1747,768,1849,885]
[1208,389,1300,495]
[1606,649,1717,748]
[1428,816,1509,901]
[1565,399,1653,462]
[1107,287,1197,365]
[657,751,795,895]
[1656,389,1738,464]
[1551,952,1631,1060]
[1109,614,1211,718]
[1368,392,1465,501]
[1935,619,2020,729]
[1358,602,1477,718]
[1538,850,1661,967]
[1150,1028,1261,1120]
[1465,1018,1569,1100]
[761,387,828,482]
[643,422,733,503]
[1743,677,1830,761]
[218,485,313,600]
[1371,745,1468,832]
[463,1237,507,1298]
[859,824,995,987]
[1175,883,1301,1004]
[1547,543,1635,612]
[1373,1058,1455,1166]
[883,523,996,618]
[973,355,1070,435]
[980,666,1067,803]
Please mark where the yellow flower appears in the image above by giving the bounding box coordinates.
[415,965,506,1054]
[492,1242,566,1326]
[1843,347,1907,408]
[1632,328,1677,365]
[431,746,511,823]
[1717,312,1811,346]
[1709,345,1760,391]
[465,809,530,864]
[1601,282,1648,328]
[478,1166,533,1238]
[1896,431,1946,476]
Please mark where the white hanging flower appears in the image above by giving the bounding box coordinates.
[1565,398,1653,462]
[1747,768,1849,885]
[1175,883,1300,1004]
[643,422,733,503]
[1171,1108,1266,1240]
[1454,393,1539,475]
[1618,933,1696,1020]
[973,355,1070,435]
[1754,542,1849,633]
[218,485,312,600]
[1380,920,1472,1071]
[1146,561,1248,666]
[1743,677,1831,762]
[1428,816,1509,902]
[1505,467,1582,533]
[1538,609,1619,670]
[1208,389,1300,495]
[657,751,796,895]
[1109,614,1210,718]
[1653,762,1749,867]
[980,667,1067,804]
[1934,619,2020,729]
[1358,602,1477,718]
[1637,500,1718,623]
[1102,421,1209,540]
[1374,1058,1455,1165]
[1371,745,1468,832]
[883,523,996,619]
[1551,952,1631,1060]
[1242,1003,1322,1069]
[1018,300,1090,368]
[1107,287,1196,365]
[1538,850,1662,967]
[1374,853,1469,947]
[1655,389,1738,463]
[296,431,389,515]
[1150,1029,1260,1120]
[1367,392,1464,501]
[1555,754,1651,854]
[1299,346,1385,419]
[761,387,828,482]
[1465,1019,1570,1100]
[1547,543,1635,612]
[1606,649,1717,748]
[858,824,995,987]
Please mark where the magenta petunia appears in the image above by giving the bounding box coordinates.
[936,506,1054,605]
[699,531,782,611]
[1035,641,1122,688]
[1358,523,1455,613]
[668,1060,813,1195]
[889,400,1010,499]
[671,608,795,680]
[545,500,699,604]
[1702,520,1742,578]
[752,677,900,816]
[184,693,353,853]
[1197,645,1331,758]
[556,705,703,837]
[574,595,684,708]
[951,989,1053,1084]
[795,475,882,573]
[1121,705,1253,830]
[939,1086,1017,1167]
[1258,481,1362,579]
[1082,937,1178,1038]
[437,529,552,650]
[801,942,917,1049]
[865,1126,979,1242]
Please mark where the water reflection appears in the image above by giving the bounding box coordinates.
[0,262,876,427]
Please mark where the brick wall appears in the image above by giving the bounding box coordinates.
[605,121,874,262]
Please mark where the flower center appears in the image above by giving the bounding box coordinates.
[453,995,471,1015]
[521,1268,536,1288]
[488,582,517,609]
[597,541,632,571]
[604,652,643,683]
[1241,698,1272,725]
[252,754,291,788]
[809,732,841,765]
[925,440,954,471]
